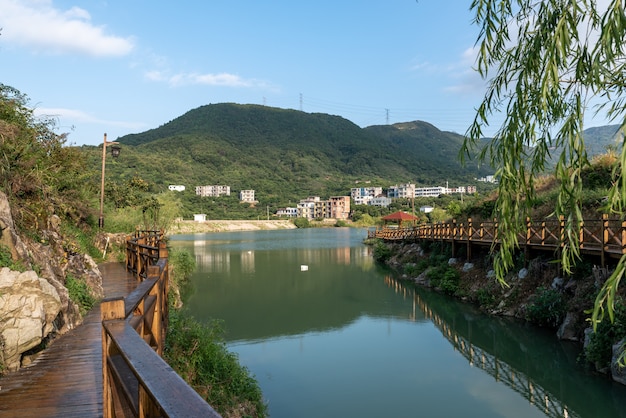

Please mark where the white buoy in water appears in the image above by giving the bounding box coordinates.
[300,265,308,271]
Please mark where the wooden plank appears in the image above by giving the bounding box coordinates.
[104,321,221,418]
[124,277,159,318]
[0,262,138,418]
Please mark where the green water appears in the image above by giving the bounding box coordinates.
[170,228,626,418]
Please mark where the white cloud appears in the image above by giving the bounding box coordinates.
[146,70,270,89]
[0,0,134,57]
[35,107,146,130]
[442,46,486,95]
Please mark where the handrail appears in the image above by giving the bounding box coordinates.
[368,214,626,265]
[101,232,221,418]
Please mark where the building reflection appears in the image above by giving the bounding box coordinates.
[190,245,373,274]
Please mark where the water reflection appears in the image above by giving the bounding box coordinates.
[172,229,626,418]
[385,276,626,418]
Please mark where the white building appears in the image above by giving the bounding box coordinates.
[351,187,383,205]
[195,185,231,197]
[369,197,392,207]
[276,207,298,217]
[297,196,320,219]
[193,214,207,222]
[478,175,498,183]
[415,186,447,197]
[387,183,416,199]
[168,185,186,192]
[239,189,256,202]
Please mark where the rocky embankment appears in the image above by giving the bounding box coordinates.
[0,191,103,372]
[381,241,626,385]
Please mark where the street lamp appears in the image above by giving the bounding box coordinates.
[99,133,120,228]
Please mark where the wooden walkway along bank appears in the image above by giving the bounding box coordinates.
[0,230,221,417]
[370,214,626,267]
[0,262,139,417]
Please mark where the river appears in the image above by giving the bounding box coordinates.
[169,228,626,418]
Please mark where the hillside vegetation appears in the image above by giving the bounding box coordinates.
[76,103,622,223]
[86,104,492,201]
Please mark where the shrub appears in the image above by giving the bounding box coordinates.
[439,268,460,295]
[584,302,626,369]
[427,265,459,295]
[0,245,26,272]
[373,241,393,263]
[293,217,310,228]
[66,274,97,316]
[475,288,496,308]
[170,248,196,282]
[164,311,267,417]
[168,248,196,308]
[526,287,566,328]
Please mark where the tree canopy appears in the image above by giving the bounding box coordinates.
[0,84,91,231]
[462,1,626,334]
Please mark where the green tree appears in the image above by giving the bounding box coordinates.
[0,84,90,231]
[461,1,626,336]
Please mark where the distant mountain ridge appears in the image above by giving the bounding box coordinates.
[112,103,619,203]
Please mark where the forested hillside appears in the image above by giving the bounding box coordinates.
[78,103,621,220]
[91,104,492,204]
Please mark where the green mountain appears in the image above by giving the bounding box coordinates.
[110,103,490,204]
[583,124,622,156]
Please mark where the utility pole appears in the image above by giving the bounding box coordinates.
[99,133,120,228]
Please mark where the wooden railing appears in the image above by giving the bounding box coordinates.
[101,230,221,418]
[369,214,626,265]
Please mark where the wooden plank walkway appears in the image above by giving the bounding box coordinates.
[0,262,138,418]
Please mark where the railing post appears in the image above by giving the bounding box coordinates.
[525,217,531,264]
[451,219,457,258]
[467,218,473,260]
[602,214,608,267]
[101,297,126,418]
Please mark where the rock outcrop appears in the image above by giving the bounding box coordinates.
[0,191,104,371]
[0,268,62,371]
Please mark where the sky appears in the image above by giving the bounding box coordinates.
[0,1,592,147]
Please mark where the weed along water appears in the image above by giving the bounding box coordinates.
[169,228,626,418]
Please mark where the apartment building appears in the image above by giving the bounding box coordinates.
[239,189,256,202]
[369,197,392,207]
[195,185,231,197]
[387,183,416,199]
[296,196,350,220]
[297,196,320,219]
[329,196,350,220]
[415,186,447,197]
[276,207,298,217]
[351,187,383,205]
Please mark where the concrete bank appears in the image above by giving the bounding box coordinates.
[167,219,297,234]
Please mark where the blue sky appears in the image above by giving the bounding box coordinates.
[2,1,499,146]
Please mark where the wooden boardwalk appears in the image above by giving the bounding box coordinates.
[0,262,138,418]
